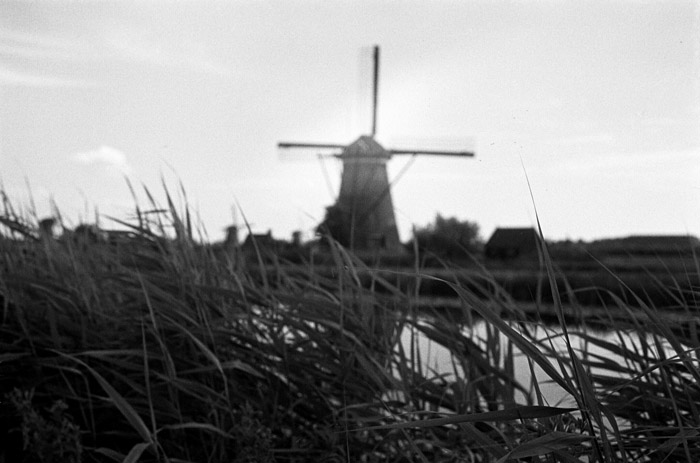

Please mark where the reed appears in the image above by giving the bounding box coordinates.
[1,186,698,462]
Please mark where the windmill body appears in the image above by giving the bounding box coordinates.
[336,135,400,251]
[278,46,474,253]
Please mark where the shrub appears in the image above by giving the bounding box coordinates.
[411,214,482,260]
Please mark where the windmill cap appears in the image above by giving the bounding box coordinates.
[341,135,390,159]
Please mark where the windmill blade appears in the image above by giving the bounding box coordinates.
[371,45,379,137]
[278,142,346,150]
[389,148,475,157]
[386,135,476,158]
[278,142,345,160]
[355,45,380,137]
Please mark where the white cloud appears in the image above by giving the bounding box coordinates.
[71,146,132,174]
[0,28,95,61]
[0,24,231,88]
[0,67,99,88]
[0,29,101,87]
[103,24,232,77]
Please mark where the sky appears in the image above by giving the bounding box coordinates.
[1,0,699,244]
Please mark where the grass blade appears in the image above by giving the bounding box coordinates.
[349,405,576,432]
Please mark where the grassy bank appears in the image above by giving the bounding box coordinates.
[1,191,700,462]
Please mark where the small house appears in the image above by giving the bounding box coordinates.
[485,227,539,260]
[241,230,277,255]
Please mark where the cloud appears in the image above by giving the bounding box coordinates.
[0,29,101,87]
[0,28,95,60]
[0,67,99,88]
[71,146,132,175]
[0,24,232,88]
[103,24,232,77]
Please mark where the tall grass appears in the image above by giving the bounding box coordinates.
[1,186,699,462]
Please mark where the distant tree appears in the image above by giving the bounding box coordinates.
[411,214,482,259]
[316,204,351,247]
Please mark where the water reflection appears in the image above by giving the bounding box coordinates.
[401,320,676,408]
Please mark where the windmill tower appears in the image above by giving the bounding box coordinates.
[279,46,474,253]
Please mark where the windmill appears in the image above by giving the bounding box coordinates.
[279,46,474,253]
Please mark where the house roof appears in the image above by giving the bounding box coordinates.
[242,231,275,247]
[486,227,539,250]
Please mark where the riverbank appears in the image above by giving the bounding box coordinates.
[259,258,699,327]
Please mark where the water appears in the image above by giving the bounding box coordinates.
[401,320,675,407]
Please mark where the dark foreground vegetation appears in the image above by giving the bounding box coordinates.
[2,190,700,462]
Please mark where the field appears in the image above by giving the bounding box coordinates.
[2,192,700,462]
